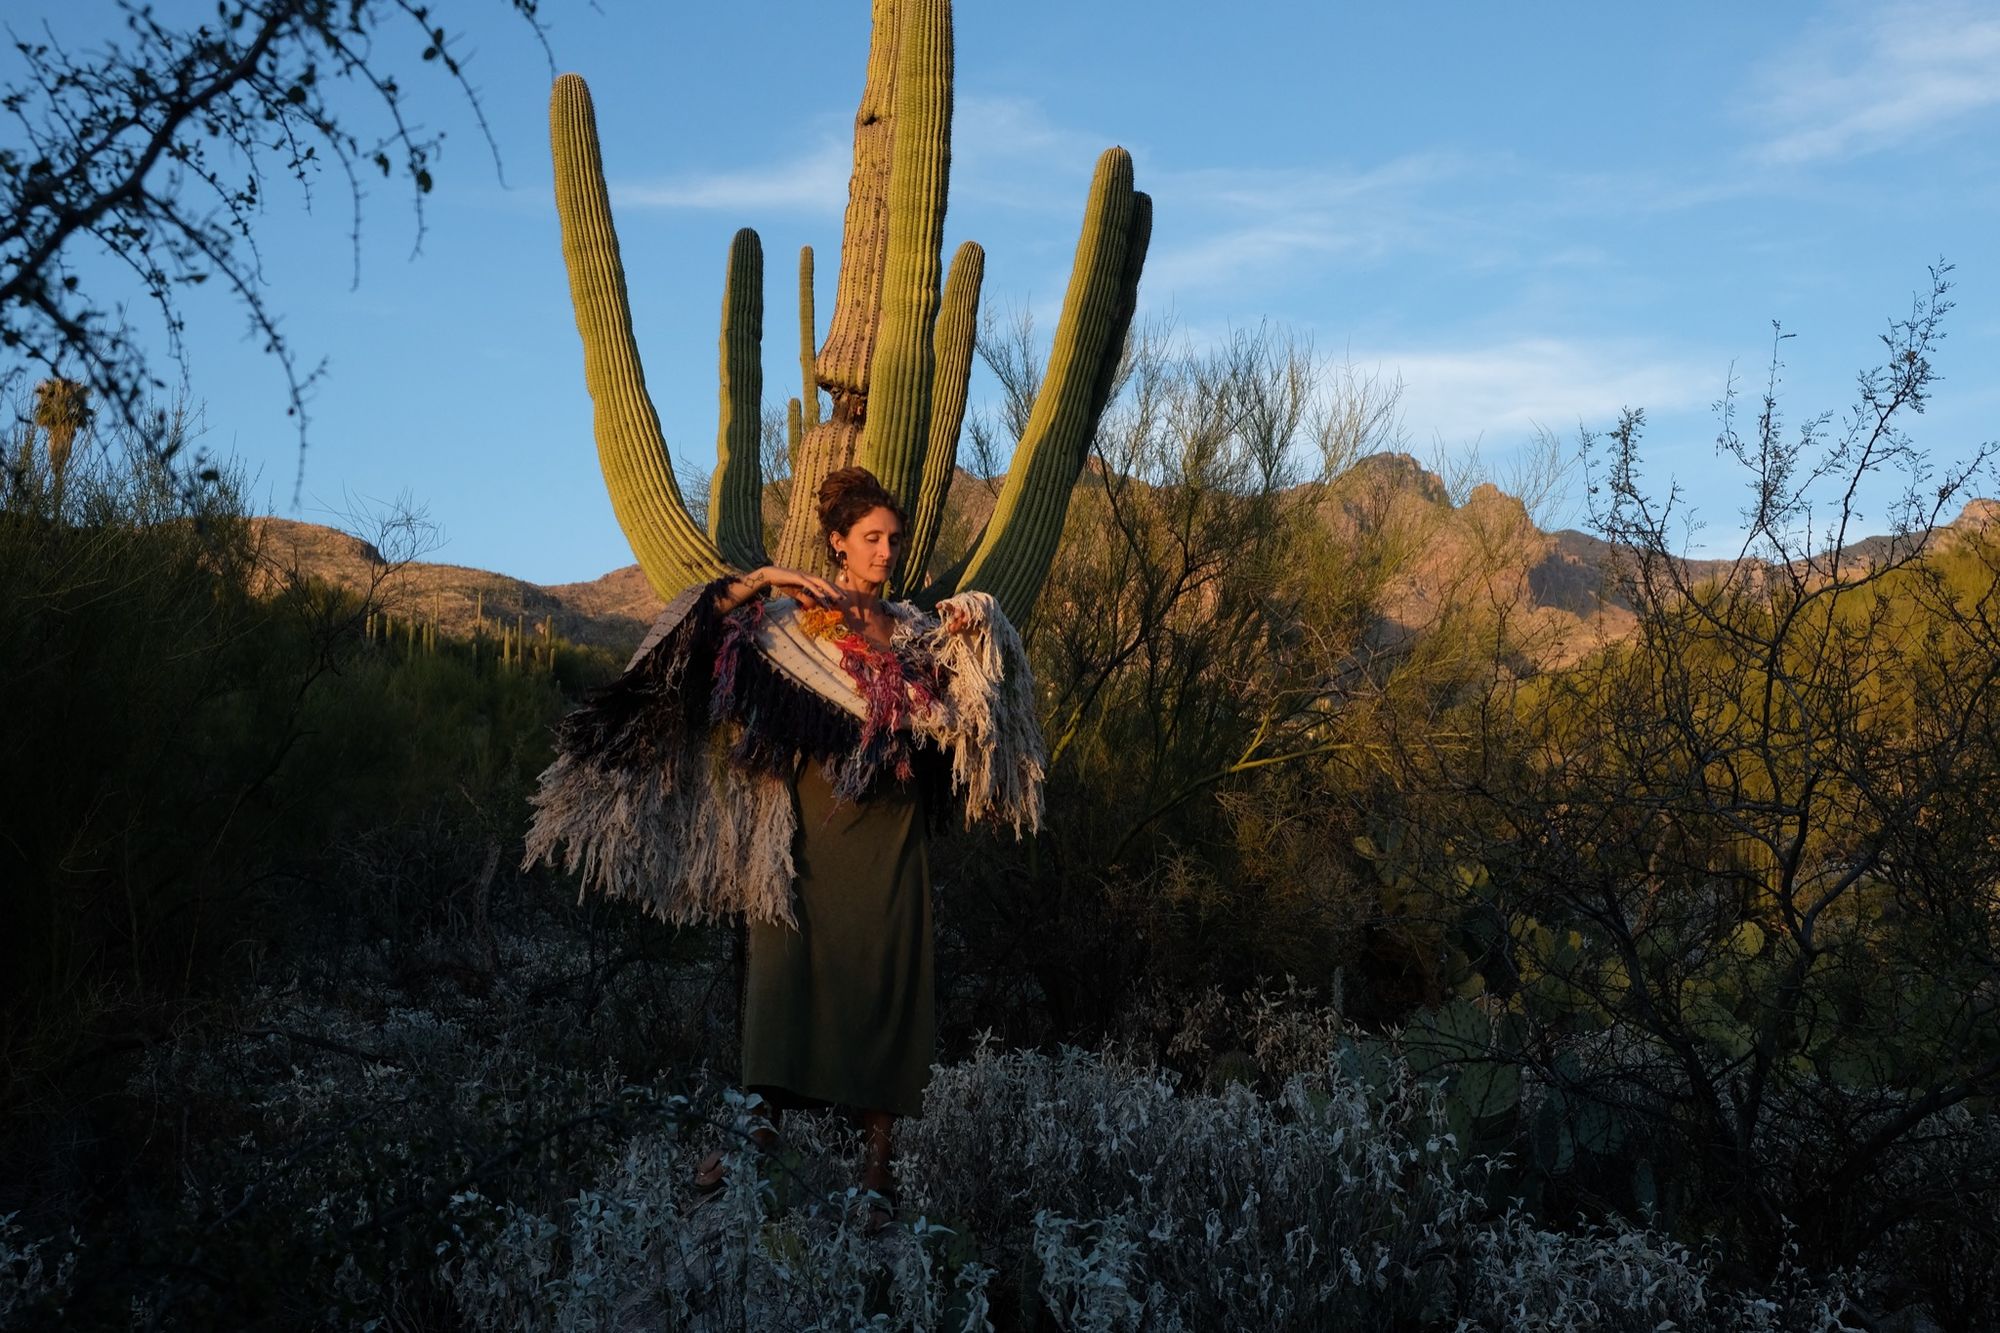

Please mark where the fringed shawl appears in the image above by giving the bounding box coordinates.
[521,578,1045,928]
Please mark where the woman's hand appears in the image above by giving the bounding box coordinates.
[723,564,843,613]
[935,594,987,636]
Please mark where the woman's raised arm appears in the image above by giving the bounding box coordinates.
[714,565,845,614]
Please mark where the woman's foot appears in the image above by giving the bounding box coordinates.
[690,1119,781,1194]
[692,1147,729,1194]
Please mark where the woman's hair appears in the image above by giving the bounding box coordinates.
[816,466,905,564]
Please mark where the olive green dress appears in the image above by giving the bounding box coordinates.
[741,759,934,1118]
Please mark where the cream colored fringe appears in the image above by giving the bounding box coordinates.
[906,592,1047,837]
[521,726,800,928]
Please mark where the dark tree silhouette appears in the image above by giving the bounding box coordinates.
[0,0,551,491]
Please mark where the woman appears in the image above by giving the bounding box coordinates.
[524,466,1045,1221]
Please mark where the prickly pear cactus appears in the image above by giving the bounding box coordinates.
[548,0,1150,626]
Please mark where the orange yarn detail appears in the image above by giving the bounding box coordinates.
[797,606,847,641]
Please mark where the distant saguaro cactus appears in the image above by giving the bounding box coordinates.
[548,0,1149,626]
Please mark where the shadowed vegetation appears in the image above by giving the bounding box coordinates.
[2,275,1996,1328]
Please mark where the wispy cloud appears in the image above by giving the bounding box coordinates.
[1371,338,1715,445]
[610,138,851,213]
[1146,223,1358,296]
[1143,153,1498,295]
[949,92,1116,214]
[604,93,1107,218]
[956,93,1106,166]
[1748,0,2000,165]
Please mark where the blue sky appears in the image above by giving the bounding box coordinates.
[14,1,2000,582]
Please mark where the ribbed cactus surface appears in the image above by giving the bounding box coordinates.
[774,0,904,573]
[816,0,899,404]
[797,245,821,433]
[550,1,1148,627]
[549,73,725,598]
[958,151,1151,623]
[710,227,768,570]
[856,0,952,514]
[903,240,983,586]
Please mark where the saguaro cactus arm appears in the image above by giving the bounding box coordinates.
[1084,192,1152,432]
[710,227,768,570]
[549,73,726,597]
[797,245,821,433]
[953,150,1150,625]
[901,239,984,590]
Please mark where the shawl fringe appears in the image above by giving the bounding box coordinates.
[906,592,1046,836]
[522,580,1046,927]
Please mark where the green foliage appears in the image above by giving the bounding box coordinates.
[1,422,270,1091]
[1351,279,2000,1303]
[932,325,1407,1037]
[1403,997,1522,1142]
[0,417,618,1104]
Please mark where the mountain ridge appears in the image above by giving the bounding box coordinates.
[252,454,1996,661]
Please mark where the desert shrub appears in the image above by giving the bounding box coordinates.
[0,1214,79,1325]
[0,411,678,1327]
[1456,1212,1858,1333]
[403,1035,1864,1332]
[3,965,1878,1331]
[8,283,1991,1329]
[904,1040,1476,1328]
[443,1091,995,1333]
[0,397,636,1076]
[934,324,1415,1046]
[0,415,274,1094]
[901,1043,1860,1331]
[4,962,722,1329]
[1352,274,2000,1326]
[923,277,2000,1324]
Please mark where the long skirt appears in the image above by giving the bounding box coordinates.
[741,759,935,1118]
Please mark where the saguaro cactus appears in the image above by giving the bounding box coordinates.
[548,0,1150,627]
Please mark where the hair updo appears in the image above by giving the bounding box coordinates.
[816,466,906,566]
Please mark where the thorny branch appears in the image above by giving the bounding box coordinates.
[0,1,553,498]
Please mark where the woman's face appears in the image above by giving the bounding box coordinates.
[835,505,904,586]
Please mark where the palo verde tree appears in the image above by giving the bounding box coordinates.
[550,0,1151,626]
